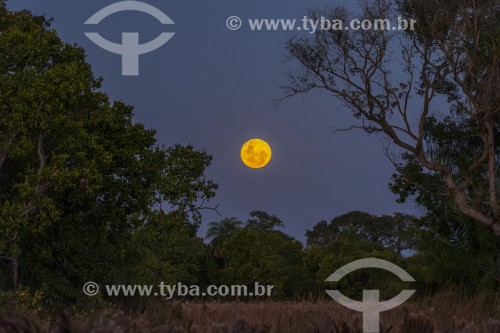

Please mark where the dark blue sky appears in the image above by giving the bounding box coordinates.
[8,0,420,242]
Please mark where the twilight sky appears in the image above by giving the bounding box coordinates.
[8,0,421,242]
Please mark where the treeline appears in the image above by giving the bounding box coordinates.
[2,206,499,311]
[206,210,500,300]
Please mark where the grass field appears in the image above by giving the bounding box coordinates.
[1,290,499,332]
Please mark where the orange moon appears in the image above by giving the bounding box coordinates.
[240,139,272,169]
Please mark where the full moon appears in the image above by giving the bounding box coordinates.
[240,138,272,169]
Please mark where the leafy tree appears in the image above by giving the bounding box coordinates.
[206,217,243,261]
[285,0,500,237]
[246,210,284,231]
[158,144,218,229]
[393,193,500,291]
[0,5,218,308]
[0,5,139,290]
[306,211,417,253]
[303,212,414,299]
[304,220,339,248]
[311,236,408,300]
[222,228,309,299]
[125,214,207,285]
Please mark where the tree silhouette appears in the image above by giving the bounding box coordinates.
[285,0,500,237]
[206,217,243,260]
[246,210,285,231]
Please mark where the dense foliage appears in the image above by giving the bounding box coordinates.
[0,3,217,309]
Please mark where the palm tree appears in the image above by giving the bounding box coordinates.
[205,217,243,263]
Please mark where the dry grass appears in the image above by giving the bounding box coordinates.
[1,291,499,333]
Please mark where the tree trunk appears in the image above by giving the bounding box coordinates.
[1,256,19,289]
[11,256,18,289]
